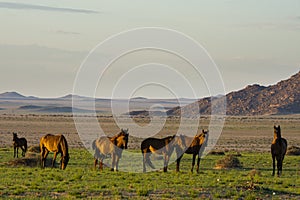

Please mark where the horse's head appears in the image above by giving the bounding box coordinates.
[12,132,18,141]
[200,129,209,145]
[274,125,281,139]
[119,128,129,149]
[61,154,69,170]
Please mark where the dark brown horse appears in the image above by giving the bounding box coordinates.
[93,128,129,171]
[40,134,69,170]
[271,125,287,176]
[175,130,209,173]
[141,135,186,172]
[12,132,27,158]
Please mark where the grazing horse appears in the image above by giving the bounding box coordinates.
[12,133,27,158]
[141,135,186,172]
[40,134,70,170]
[93,128,129,171]
[175,130,209,173]
[271,125,287,176]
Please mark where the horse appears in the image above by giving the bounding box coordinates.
[141,134,186,172]
[271,125,287,176]
[92,128,129,171]
[12,132,27,158]
[175,129,208,173]
[40,134,69,170]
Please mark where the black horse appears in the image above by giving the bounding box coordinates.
[271,125,287,176]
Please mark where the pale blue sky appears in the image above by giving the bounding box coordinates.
[0,0,299,98]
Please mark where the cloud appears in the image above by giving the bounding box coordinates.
[55,30,81,35]
[0,2,99,14]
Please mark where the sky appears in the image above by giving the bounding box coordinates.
[0,0,299,98]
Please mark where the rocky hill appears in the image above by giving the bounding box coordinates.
[168,71,300,116]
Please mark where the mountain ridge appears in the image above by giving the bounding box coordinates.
[168,70,300,116]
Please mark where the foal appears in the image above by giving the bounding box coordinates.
[12,132,27,158]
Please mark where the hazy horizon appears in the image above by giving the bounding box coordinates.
[0,1,299,98]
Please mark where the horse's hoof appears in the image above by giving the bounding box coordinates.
[110,168,114,171]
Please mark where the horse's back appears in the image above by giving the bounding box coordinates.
[141,138,163,150]
[40,134,63,152]
[271,138,287,155]
[95,137,114,155]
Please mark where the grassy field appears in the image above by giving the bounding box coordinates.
[0,114,299,199]
[0,148,299,199]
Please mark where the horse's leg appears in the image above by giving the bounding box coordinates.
[52,152,58,168]
[142,152,146,173]
[276,156,281,177]
[13,146,16,158]
[41,149,49,168]
[21,146,25,157]
[176,155,183,172]
[279,158,283,177]
[163,153,169,172]
[196,154,201,173]
[272,155,275,176]
[115,156,120,172]
[16,147,19,158]
[191,154,196,173]
[94,158,98,169]
[100,159,103,171]
[111,154,116,171]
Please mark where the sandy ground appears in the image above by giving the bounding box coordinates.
[1,114,299,153]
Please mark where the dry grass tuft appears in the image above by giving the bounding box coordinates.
[27,145,40,153]
[215,154,242,169]
[209,150,225,155]
[7,145,41,167]
[286,146,300,156]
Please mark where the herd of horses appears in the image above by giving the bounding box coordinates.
[12,125,288,176]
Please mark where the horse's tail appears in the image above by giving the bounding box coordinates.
[144,152,155,169]
[92,139,96,150]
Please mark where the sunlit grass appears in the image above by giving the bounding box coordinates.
[0,148,299,199]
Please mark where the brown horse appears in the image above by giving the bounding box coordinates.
[141,135,186,172]
[175,130,209,173]
[271,125,287,176]
[93,128,129,171]
[40,134,70,170]
[12,132,27,158]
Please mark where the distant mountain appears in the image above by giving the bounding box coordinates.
[59,94,92,100]
[37,106,93,113]
[168,71,300,116]
[19,105,43,110]
[0,92,26,99]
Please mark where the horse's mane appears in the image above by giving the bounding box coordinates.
[58,135,69,157]
[273,125,282,143]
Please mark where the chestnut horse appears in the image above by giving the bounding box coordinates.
[40,134,69,170]
[12,132,27,158]
[141,135,186,172]
[93,129,129,171]
[271,125,287,176]
[175,130,208,173]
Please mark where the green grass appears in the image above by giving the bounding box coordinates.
[0,148,299,199]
